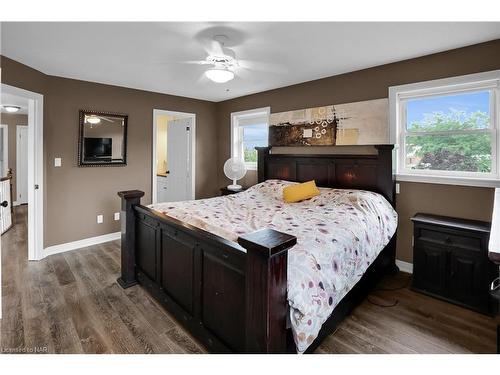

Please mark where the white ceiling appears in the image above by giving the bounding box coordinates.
[1,22,499,102]
[0,92,29,115]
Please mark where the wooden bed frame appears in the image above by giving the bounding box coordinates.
[117,145,398,353]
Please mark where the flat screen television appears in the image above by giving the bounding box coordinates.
[84,137,112,160]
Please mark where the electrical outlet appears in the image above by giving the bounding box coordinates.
[97,214,103,224]
[54,157,62,167]
[395,183,400,194]
[114,212,120,221]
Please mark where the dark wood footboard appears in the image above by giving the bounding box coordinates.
[117,190,296,353]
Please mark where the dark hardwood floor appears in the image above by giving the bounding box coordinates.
[1,206,497,353]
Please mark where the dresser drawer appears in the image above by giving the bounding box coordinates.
[417,227,482,251]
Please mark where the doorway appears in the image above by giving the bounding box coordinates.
[152,109,196,204]
[0,84,44,261]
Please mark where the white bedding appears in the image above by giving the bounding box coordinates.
[150,179,398,352]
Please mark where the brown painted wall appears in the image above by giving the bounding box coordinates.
[1,56,219,247]
[2,38,499,255]
[0,113,28,200]
[216,39,500,263]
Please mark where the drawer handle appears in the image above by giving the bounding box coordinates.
[444,236,452,244]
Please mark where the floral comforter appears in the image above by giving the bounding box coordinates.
[149,180,397,352]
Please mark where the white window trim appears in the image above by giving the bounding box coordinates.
[230,107,270,170]
[389,70,500,188]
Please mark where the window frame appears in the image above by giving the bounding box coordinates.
[389,70,500,188]
[230,107,270,170]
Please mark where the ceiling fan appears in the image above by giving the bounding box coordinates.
[85,114,115,125]
[185,35,285,84]
[200,35,238,83]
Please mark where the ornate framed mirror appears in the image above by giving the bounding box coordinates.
[78,110,128,167]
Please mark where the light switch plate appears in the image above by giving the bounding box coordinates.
[395,183,400,194]
[97,214,103,224]
[54,157,62,167]
[303,129,313,138]
[114,212,120,221]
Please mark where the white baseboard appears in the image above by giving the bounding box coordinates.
[396,259,413,274]
[44,231,121,258]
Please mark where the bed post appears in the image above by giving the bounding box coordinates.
[374,145,395,206]
[374,145,398,274]
[238,228,297,353]
[256,146,271,183]
[116,190,145,289]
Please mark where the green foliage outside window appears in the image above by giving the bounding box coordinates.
[406,111,492,173]
[244,147,258,163]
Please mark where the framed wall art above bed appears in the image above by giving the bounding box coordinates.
[268,98,389,147]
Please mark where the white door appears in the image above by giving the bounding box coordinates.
[16,125,28,205]
[156,176,168,202]
[164,118,192,202]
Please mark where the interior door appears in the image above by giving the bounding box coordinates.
[164,118,192,202]
[17,126,28,204]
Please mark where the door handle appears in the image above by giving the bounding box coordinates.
[1,200,8,207]
[165,171,170,174]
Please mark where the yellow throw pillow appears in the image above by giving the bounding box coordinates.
[283,180,320,203]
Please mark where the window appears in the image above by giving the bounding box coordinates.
[231,107,270,170]
[390,70,500,187]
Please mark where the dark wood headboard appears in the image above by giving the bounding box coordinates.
[256,145,395,206]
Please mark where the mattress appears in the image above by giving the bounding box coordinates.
[150,179,398,352]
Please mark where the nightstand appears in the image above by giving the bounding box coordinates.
[220,187,246,196]
[411,213,497,316]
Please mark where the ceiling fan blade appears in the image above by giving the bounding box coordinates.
[150,59,210,67]
[207,39,225,56]
[238,59,288,74]
[181,60,212,65]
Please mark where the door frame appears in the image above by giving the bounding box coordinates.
[0,124,8,177]
[152,109,196,204]
[16,125,28,205]
[1,83,44,261]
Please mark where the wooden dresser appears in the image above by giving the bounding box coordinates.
[411,213,498,316]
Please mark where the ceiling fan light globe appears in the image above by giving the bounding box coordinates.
[86,116,101,124]
[3,105,21,113]
[205,68,234,83]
